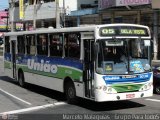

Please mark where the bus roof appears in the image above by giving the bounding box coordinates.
[4,25,96,36]
[4,24,150,37]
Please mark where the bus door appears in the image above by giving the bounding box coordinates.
[10,39,17,79]
[84,39,95,98]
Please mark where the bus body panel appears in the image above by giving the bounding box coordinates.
[24,71,64,92]
[4,53,85,97]
[16,55,83,81]
[4,69,12,78]
[24,72,84,98]
[4,53,12,78]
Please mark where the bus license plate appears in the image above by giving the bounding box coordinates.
[126,94,135,99]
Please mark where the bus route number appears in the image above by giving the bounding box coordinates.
[101,28,115,35]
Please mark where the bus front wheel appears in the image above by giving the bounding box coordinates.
[18,71,25,87]
[65,81,77,104]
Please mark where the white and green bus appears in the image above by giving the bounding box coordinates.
[4,24,153,103]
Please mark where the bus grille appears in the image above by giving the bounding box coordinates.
[111,84,143,93]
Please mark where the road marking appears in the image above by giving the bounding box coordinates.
[145,98,160,102]
[54,102,66,106]
[0,101,67,114]
[0,88,32,105]
[0,104,54,114]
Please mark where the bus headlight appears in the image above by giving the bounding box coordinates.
[103,86,107,91]
[144,64,151,71]
[95,86,117,94]
[139,83,152,91]
[103,86,117,94]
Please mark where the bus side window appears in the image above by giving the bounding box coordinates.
[17,36,25,54]
[26,35,36,55]
[49,34,63,57]
[5,36,10,53]
[65,33,80,59]
[37,34,48,56]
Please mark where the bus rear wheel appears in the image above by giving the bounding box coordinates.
[18,71,25,87]
[155,85,160,94]
[65,81,77,104]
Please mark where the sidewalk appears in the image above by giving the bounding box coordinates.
[0,55,3,59]
[0,55,3,63]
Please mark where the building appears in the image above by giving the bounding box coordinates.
[8,0,97,30]
[8,0,160,59]
[0,10,9,32]
[0,10,8,56]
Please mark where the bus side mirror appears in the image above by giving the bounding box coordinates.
[0,38,3,45]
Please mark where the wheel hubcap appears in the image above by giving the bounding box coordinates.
[19,74,23,85]
[68,87,74,98]
[156,87,160,93]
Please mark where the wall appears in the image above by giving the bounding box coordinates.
[59,0,77,11]
[59,0,96,11]
[0,11,8,31]
[24,2,56,21]
[77,0,96,9]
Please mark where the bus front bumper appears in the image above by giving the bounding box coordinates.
[94,87,153,102]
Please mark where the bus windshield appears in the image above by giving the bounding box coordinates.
[96,38,151,75]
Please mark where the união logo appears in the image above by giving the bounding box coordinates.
[27,59,58,74]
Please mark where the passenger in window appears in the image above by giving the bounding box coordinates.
[52,37,59,46]
[51,38,57,45]
[41,36,46,45]
[40,35,47,55]
[104,47,117,63]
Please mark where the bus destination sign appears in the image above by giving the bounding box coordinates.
[100,26,149,37]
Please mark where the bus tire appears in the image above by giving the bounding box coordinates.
[18,71,25,87]
[65,81,77,104]
[155,85,160,94]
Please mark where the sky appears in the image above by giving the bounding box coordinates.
[0,0,9,10]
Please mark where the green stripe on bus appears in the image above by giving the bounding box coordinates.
[4,61,11,69]
[111,84,143,93]
[16,64,83,81]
